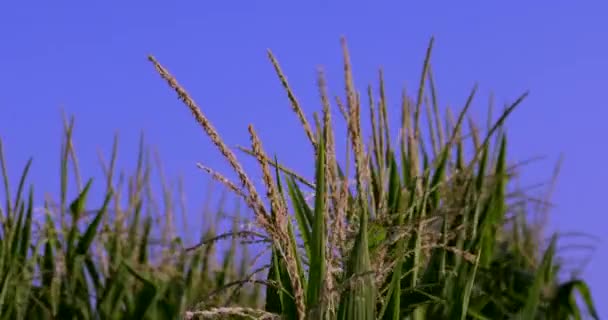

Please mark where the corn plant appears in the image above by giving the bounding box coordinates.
[0,116,262,319]
[148,37,599,319]
[0,36,598,319]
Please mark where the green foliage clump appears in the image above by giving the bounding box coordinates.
[0,37,598,319]
[0,124,261,319]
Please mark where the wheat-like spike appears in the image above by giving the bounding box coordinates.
[335,96,349,123]
[184,307,281,320]
[236,145,315,189]
[267,49,317,152]
[196,163,247,200]
[147,55,269,228]
[249,124,307,320]
[317,66,342,312]
[341,38,368,208]
[248,125,285,229]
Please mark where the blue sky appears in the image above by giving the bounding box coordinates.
[1,2,606,317]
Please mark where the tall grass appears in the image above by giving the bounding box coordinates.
[0,37,599,319]
[0,119,262,319]
[148,37,599,319]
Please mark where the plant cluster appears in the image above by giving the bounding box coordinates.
[0,38,598,319]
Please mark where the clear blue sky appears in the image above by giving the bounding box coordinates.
[1,2,606,317]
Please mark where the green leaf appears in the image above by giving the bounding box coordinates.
[287,177,313,257]
[124,262,159,319]
[76,190,112,255]
[306,130,327,315]
[338,205,375,320]
[520,235,557,319]
[67,179,94,264]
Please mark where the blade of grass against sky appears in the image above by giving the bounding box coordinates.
[0,1,605,318]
